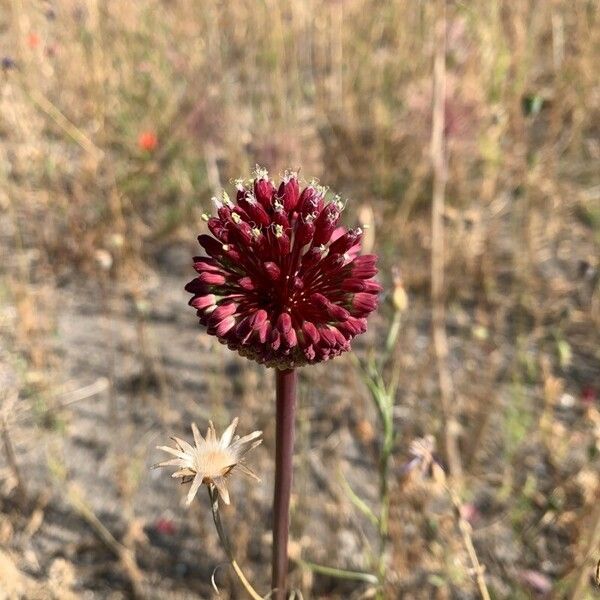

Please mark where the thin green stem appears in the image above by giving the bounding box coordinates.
[338,468,379,527]
[298,560,379,585]
[377,403,394,586]
[384,310,402,359]
[354,311,403,596]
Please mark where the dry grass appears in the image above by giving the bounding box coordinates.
[0,0,599,598]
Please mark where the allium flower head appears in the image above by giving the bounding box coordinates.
[155,418,262,506]
[186,167,381,368]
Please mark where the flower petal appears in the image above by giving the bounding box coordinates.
[157,445,189,460]
[231,430,262,451]
[154,458,187,469]
[186,472,204,506]
[213,477,231,505]
[172,467,196,478]
[191,422,205,448]
[220,417,239,448]
[171,436,195,455]
[237,463,261,482]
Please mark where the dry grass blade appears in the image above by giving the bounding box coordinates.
[569,491,600,599]
[57,378,110,409]
[22,82,103,161]
[211,562,227,596]
[447,485,491,600]
[0,548,43,598]
[430,0,462,482]
[1,419,27,504]
[65,484,144,598]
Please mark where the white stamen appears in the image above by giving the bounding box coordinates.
[283,169,298,183]
[253,165,269,180]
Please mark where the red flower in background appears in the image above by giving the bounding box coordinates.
[26,33,41,49]
[138,131,158,152]
[186,168,380,368]
[581,385,597,407]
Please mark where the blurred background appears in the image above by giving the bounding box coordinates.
[1,0,599,598]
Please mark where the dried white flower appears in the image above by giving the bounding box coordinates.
[399,435,438,478]
[155,418,262,506]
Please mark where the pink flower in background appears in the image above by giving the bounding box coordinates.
[153,516,176,536]
[138,130,158,152]
[186,168,380,368]
[519,570,553,596]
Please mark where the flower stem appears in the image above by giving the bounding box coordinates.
[208,486,264,600]
[272,368,297,600]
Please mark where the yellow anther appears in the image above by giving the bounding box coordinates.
[221,190,232,207]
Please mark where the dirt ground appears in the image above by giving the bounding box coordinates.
[1,223,599,598]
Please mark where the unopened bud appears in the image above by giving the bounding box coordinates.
[358,204,375,253]
[392,268,408,313]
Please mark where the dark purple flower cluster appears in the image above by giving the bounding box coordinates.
[186,168,380,368]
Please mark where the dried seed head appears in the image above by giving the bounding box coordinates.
[155,418,262,506]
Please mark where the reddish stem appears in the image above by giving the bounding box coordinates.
[272,368,297,599]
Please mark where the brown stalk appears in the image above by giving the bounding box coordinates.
[272,368,297,599]
[569,484,600,599]
[448,485,491,600]
[430,0,463,482]
[1,413,27,505]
